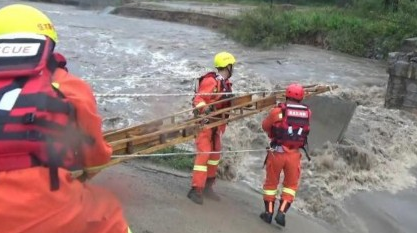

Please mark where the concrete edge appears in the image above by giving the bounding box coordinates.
[110,5,237,30]
[26,0,238,30]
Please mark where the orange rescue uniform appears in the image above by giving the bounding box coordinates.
[0,68,130,233]
[261,106,305,209]
[191,73,232,188]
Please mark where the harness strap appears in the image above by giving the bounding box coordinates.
[0,78,29,118]
[14,93,75,114]
[219,79,233,100]
[0,130,46,141]
[46,138,65,191]
[301,139,311,162]
[301,147,311,162]
[211,127,218,149]
[47,54,59,72]
[0,114,66,129]
[263,147,271,168]
[0,78,27,97]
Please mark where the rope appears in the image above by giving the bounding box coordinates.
[94,91,275,98]
[84,77,196,81]
[71,147,273,178]
[111,148,271,159]
[92,84,331,98]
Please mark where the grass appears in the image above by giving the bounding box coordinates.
[169,0,339,6]
[222,0,417,58]
[143,147,195,171]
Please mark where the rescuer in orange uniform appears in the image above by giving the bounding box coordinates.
[187,52,236,204]
[259,83,312,227]
[0,4,132,233]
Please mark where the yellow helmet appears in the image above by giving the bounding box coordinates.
[214,52,236,68]
[0,4,58,43]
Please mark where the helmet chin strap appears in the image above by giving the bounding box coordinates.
[226,64,233,79]
[48,39,56,52]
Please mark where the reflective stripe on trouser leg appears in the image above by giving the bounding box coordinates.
[191,129,212,188]
[280,187,296,212]
[263,150,285,202]
[263,200,275,213]
[192,165,207,188]
[193,165,207,172]
[208,129,222,178]
[268,201,274,213]
[282,187,296,197]
[279,199,291,213]
[207,160,220,166]
[192,164,208,188]
[263,189,278,197]
[207,158,219,178]
[281,150,301,203]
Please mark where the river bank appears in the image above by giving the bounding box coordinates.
[5,1,417,233]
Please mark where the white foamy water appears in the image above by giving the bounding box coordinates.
[6,1,416,228]
[232,85,417,226]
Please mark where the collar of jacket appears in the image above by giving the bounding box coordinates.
[215,74,225,81]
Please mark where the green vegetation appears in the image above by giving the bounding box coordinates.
[223,0,417,58]
[144,147,195,171]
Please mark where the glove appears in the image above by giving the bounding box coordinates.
[193,105,213,117]
[74,170,99,182]
[202,106,213,115]
[221,93,235,100]
[193,108,199,117]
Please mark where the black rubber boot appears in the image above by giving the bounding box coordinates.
[203,177,221,201]
[260,212,273,224]
[275,211,286,227]
[187,187,203,205]
[275,200,291,227]
[259,200,274,224]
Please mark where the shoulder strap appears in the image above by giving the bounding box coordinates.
[201,72,217,81]
[278,102,286,108]
[278,103,286,117]
[0,77,29,117]
[195,72,217,93]
[47,53,59,74]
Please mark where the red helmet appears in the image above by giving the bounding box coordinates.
[285,83,304,101]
